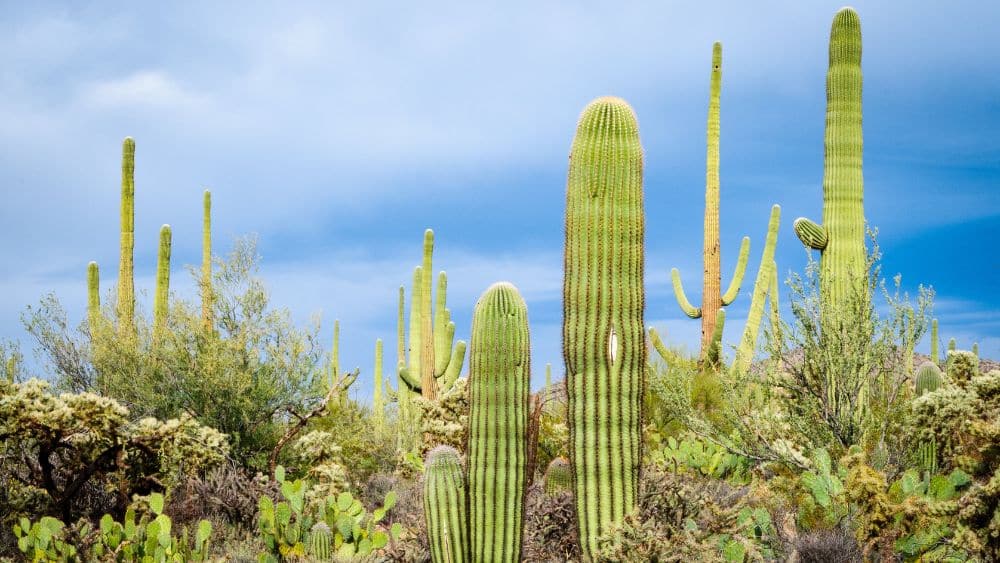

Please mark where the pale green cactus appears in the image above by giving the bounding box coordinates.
[564,96,646,560]
[424,445,470,563]
[544,457,572,496]
[930,318,940,365]
[733,205,781,374]
[915,361,943,397]
[201,190,213,331]
[153,224,171,343]
[793,8,868,321]
[468,282,530,562]
[373,339,384,430]
[670,42,751,361]
[117,137,136,337]
[87,261,101,335]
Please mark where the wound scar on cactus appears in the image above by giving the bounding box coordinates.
[608,324,619,365]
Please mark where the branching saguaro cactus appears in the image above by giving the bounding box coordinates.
[153,224,172,342]
[117,137,136,337]
[424,445,470,563]
[201,190,213,331]
[733,205,781,374]
[671,42,750,361]
[397,230,467,401]
[793,7,868,320]
[563,96,646,560]
[467,282,530,562]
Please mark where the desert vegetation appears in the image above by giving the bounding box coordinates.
[2,6,997,563]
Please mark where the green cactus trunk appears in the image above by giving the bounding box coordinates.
[563,96,646,560]
[671,43,750,362]
[420,230,436,400]
[117,137,136,337]
[915,361,942,396]
[87,261,101,335]
[424,445,470,563]
[374,339,384,430]
[544,457,572,496]
[201,190,213,331]
[930,318,939,365]
[330,319,340,391]
[153,224,172,342]
[793,8,868,322]
[733,205,781,374]
[467,282,530,562]
[396,285,410,419]
[544,363,552,391]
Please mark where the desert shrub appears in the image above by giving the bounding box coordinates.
[410,376,469,456]
[166,463,278,531]
[0,379,227,525]
[305,398,399,490]
[793,527,862,563]
[523,482,580,562]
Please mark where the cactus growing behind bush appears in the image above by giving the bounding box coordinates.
[424,445,470,563]
[467,282,530,562]
[563,96,646,559]
[915,361,943,396]
[544,457,572,495]
[201,190,213,331]
[930,318,940,365]
[153,224,172,343]
[793,8,869,325]
[733,204,781,374]
[670,42,750,361]
[87,261,101,335]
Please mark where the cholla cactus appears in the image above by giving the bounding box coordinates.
[544,457,572,496]
[412,377,469,455]
[946,350,979,387]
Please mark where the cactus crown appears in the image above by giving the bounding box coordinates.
[914,361,943,397]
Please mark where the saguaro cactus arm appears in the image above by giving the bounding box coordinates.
[670,268,702,319]
[794,217,828,250]
[433,272,456,376]
[720,236,751,305]
[734,205,782,374]
[441,340,466,392]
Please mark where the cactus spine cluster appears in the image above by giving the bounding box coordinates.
[153,225,172,342]
[670,43,750,361]
[733,205,782,374]
[87,262,100,335]
[544,457,572,496]
[201,190,213,331]
[117,137,136,337]
[563,97,646,560]
[793,7,868,320]
[424,445,470,563]
[467,282,530,562]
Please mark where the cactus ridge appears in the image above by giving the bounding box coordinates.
[117,137,136,336]
[564,96,645,560]
[201,190,213,330]
[424,445,470,563]
[87,262,101,335]
[153,224,172,342]
[915,361,943,396]
[467,282,530,563]
[734,205,782,374]
[544,457,572,495]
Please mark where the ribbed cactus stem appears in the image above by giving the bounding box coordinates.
[768,261,780,334]
[794,7,867,318]
[648,326,682,366]
[201,190,213,330]
[374,339,384,429]
[564,97,645,560]
[914,361,942,396]
[930,318,939,365]
[544,457,572,496]
[397,285,409,416]
[407,266,423,392]
[972,342,978,358]
[434,271,455,376]
[705,309,726,369]
[468,282,530,562]
[420,230,436,400]
[329,319,340,391]
[153,224,172,342]
[440,340,466,392]
[545,363,552,391]
[309,522,332,560]
[948,337,956,353]
[670,43,751,361]
[424,445,470,563]
[733,205,782,374]
[87,261,100,335]
[117,137,136,336]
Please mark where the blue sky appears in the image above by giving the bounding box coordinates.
[1,1,997,403]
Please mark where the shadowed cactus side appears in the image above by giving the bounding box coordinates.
[670,42,750,362]
[117,137,136,337]
[733,204,782,374]
[793,7,868,323]
[544,457,572,496]
[467,282,530,562]
[424,445,469,563]
[563,96,646,560]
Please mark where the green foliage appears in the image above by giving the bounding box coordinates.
[257,466,400,561]
[12,516,77,562]
[650,435,750,482]
[796,449,848,530]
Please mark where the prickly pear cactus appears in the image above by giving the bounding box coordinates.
[563,96,646,560]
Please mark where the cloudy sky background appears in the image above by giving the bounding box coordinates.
[1,1,997,403]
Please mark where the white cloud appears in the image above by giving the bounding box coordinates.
[80,70,206,109]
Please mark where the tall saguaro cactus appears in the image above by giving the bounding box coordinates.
[153,224,172,342]
[201,190,213,331]
[793,7,867,318]
[87,262,101,335]
[671,42,750,360]
[930,318,940,365]
[733,205,782,374]
[424,445,470,563]
[563,96,646,560]
[467,282,530,563]
[373,339,384,429]
[117,137,136,337]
